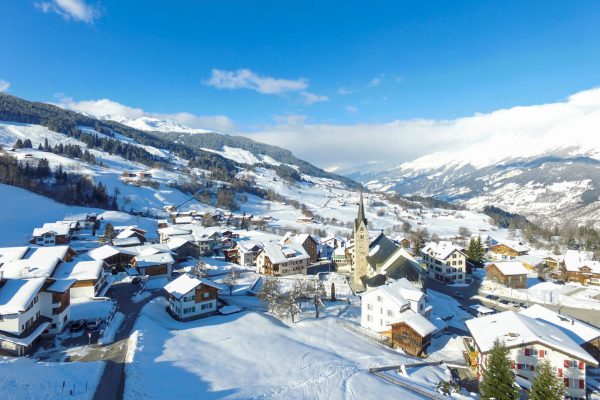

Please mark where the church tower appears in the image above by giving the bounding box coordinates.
[353,190,370,289]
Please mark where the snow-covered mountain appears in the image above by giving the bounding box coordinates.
[104,115,213,134]
[361,128,600,226]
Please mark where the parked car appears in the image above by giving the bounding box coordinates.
[499,299,510,305]
[486,295,499,301]
[86,319,102,331]
[70,320,86,332]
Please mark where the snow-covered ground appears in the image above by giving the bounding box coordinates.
[124,297,444,400]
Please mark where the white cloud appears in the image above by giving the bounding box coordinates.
[300,91,329,105]
[337,86,354,95]
[35,0,102,24]
[242,86,600,170]
[369,76,383,87]
[0,80,10,92]
[205,68,307,95]
[345,105,358,113]
[57,96,236,133]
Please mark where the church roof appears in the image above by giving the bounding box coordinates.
[367,233,400,270]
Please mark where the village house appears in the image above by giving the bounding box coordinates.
[132,252,175,278]
[516,254,544,271]
[421,241,467,284]
[166,238,200,262]
[256,242,310,276]
[563,250,600,285]
[51,260,108,298]
[319,236,345,260]
[520,305,600,362]
[111,237,142,247]
[281,233,319,263]
[225,240,262,266]
[360,279,435,356]
[486,261,528,289]
[490,241,530,260]
[466,311,598,399]
[87,245,137,269]
[164,274,222,321]
[114,228,146,244]
[30,221,73,246]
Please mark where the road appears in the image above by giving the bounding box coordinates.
[91,282,160,400]
[424,275,600,329]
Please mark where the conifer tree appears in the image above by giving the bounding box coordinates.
[529,360,564,400]
[479,339,519,400]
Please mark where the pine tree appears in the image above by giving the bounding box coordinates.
[104,223,115,239]
[529,360,564,400]
[479,339,519,400]
[14,139,23,149]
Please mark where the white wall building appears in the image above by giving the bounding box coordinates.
[466,310,598,400]
[421,241,467,284]
[164,274,222,320]
[256,242,310,276]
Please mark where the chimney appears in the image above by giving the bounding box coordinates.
[572,317,575,326]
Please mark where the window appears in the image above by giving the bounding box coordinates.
[203,292,210,299]
[201,303,213,310]
[367,315,373,322]
[367,304,373,311]
[387,310,394,318]
[377,296,383,302]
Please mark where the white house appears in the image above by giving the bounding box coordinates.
[256,242,310,276]
[421,241,467,284]
[164,274,222,321]
[466,311,598,399]
[52,260,107,298]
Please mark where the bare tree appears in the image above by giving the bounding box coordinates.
[192,258,209,278]
[258,278,282,315]
[223,269,242,296]
[306,279,326,318]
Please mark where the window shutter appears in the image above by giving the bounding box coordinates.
[538,350,544,358]
[579,361,584,370]
[557,368,563,377]
[579,379,585,389]
[564,378,569,387]
[517,364,522,370]
[511,362,515,369]
[525,348,530,356]
[564,359,569,368]
[530,365,535,371]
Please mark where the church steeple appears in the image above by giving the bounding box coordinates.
[355,189,368,230]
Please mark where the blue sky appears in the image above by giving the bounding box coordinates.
[2,1,600,168]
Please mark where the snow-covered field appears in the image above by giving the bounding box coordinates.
[124,297,434,400]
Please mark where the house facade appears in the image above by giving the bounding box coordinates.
[256,243,309,276]
[563,250,600,285]
[421,241,467,284]
[486,261,528,289]
[490,242,530,259]
[164,274,221,321]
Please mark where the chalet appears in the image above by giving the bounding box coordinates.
[393,236,411,249]
[121,171,137,179]
[282,233,319,263]
[157,219,169,229]
[563,250,600,285]
[543,255,564,270]
[256,243,310,276]
[226,241,262,266]
[296,216,313,224]
[466,311,598,399]
[31,222,72,246]
[51,260,107,298]
[28,245,76,263]
[132,252,174,278]
[520,305,600,362]
[157,226,192,244]
[361,279,435,356]
[486,261,528,289]
[164,274,221,321]
[111,237,142,247]
[87,245,136,269]
[490,241,530,259]
[421,241,467,284]
[166,238,200,262]
[114,228,146,244]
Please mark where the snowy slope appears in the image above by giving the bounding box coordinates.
[105,115,213,134]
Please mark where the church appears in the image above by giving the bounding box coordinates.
[350,191,422,291]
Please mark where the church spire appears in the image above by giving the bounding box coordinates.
[355,189,368,229]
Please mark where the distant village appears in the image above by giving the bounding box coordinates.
[0,192,599,399]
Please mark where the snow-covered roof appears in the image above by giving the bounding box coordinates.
[422,241,463,260]
[87,245,136,261]
[0,246,29,263]
[28,245,72,262]
[174,216,195,224]
[164,274,221,299]
[465,311,597,366]
[519,305,600,345]
[134,252,175,267]
[393,311,437,337]
[293,234,315,245]
[279,232,294,245]
[363,279,424,309]
[0,321,49,346]
[237,240,263,254]
[116,229,144,239]
[0,258,61,279]
[46,279,76,293]
[52,260,104,282]
[166,237,195,250]
[261,242,309,265]
[564,250,600,273]
[516,254,543,267]
[469,304,495,314]
[112,237,142,247]
[488,261,528,276]
[492,240,530,253]
[157,226,192,236]
[33,221,71,237]
[0,278,45,314]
